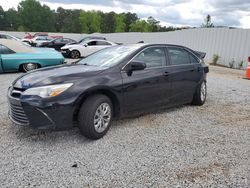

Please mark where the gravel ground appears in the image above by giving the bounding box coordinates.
[0,66,249,187]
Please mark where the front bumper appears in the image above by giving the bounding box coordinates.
[61,49,71,57]
[7,87,76,130]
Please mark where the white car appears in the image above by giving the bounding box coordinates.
[61,39,117,59]
[22,36,53,46]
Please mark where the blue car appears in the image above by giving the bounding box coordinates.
[0,39,65,73]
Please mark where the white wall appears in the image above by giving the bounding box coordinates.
[1,28,250,68]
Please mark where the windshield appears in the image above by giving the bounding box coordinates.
[78,38,90,43]
[78,45,140,67]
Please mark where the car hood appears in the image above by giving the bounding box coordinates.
[13,64,107,89]
[61,44,82,49]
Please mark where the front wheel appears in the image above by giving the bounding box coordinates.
[70,50,80,59]
[78,94,113,140]
[192,81,207,105]
[22,63,38,72]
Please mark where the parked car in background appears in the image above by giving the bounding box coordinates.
[68,36,107,45]
[0,33,21,41]
[23,32,62,39]
[7,44,209,140]
[0,39,64,73]
[61,39,117,59]
[38,38,76,51]
[24,36,53,47]
[22,33,62,45]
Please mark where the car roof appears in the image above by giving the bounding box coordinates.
[0,39,34,53]
[123,43,191,49]
[85,39,113,43]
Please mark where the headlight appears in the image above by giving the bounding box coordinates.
[23,83,73,98]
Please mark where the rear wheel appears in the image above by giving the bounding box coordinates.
[78,94,113,140]
[70,50,80,59]
[192,81,207,105]
[22,63,38,72]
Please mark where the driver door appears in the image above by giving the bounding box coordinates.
[83,40,98,56]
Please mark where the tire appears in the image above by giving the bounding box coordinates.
[78,94,113,140]
[22,63,38,72]
[192,80,207,105]
[70,50,80,59]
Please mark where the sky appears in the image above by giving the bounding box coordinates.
[1,0,250,28]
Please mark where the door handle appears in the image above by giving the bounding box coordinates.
[164,71,169,76]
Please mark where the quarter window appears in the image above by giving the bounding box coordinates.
[0,45,15,54]
[133,47,166,68]
[189,53,199,64]
[96,41,111,45]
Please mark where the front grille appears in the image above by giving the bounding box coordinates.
[9,103,29,125]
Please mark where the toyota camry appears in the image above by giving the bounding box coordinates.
[8,44,209,139]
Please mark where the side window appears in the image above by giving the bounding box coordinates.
[133,47,166,68]
[62,38,69,43]
[0,45,15,54]
[0,35,7,39]
[5,35,13,40]
[87,41,97,46]
[189,53,199,64]
[168,47,191,65]
[36,37,44,41]
[54,38,61,43]
[96,41,111,45]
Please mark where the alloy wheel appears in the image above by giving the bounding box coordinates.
[23,63,38,72]
[94,103,111,133]
[200,82,207,102]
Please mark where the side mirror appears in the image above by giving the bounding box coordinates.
[126,60,146,76]
[84,44,88,47]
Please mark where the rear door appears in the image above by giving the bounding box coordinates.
[121,46,171,114]
[166,46,203,104]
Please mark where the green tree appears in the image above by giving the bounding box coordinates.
[5,8,20,31]
[124,12,138,32]
[100,12,115,33]
[129,20,152,32]
[79,11,101,33]
[201,14,214,28]
[147,16,160,32]
[0,6,7,30]
[115,13,126,32]
[18,0,55,31]
[55,7,81,33]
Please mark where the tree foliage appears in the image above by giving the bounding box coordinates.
[18,0,55,32]
[115,14,126,32]
[79,11,101,33]
[201,14,214,28]
[0,0,187,33]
